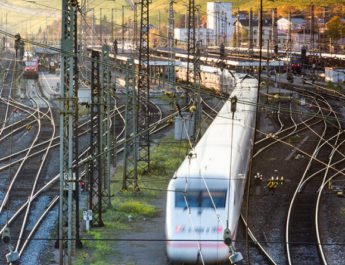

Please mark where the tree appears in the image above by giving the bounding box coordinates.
[277,5,297,17]
[325,16,345,41]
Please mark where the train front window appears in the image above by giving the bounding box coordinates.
[25,62,36,66]
[201,191,226,208]
[175,190,226,208]
[175,191,199,208]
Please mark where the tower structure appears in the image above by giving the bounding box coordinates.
[59,0,79,263]
[168,0,176,87]
[89,50,104,227]
[187,0,201,142]
[122,0,151,190]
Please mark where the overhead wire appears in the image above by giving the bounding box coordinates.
[1,5,342,262]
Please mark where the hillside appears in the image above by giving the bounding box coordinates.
[1,0,344,39]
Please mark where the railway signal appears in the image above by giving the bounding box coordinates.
[2,227,10,244]
[14,33,21,50]
[220,43,225,58]
[2,227,19,263]
[113,40,118,54]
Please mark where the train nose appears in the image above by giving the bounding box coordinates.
[167,241,229,264]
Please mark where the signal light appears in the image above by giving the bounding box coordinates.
[223,228,232,246]
[81,181,86,191]
[2,227,10,244]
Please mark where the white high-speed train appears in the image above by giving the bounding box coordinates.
[166,74,258,264]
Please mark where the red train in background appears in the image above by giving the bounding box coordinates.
[290,57,302,74]
[23,59,39,79]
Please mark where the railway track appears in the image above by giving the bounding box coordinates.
[239,84,345,265]
[286,93,345,265]
[0,78,56,263]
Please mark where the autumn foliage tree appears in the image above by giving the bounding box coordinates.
[325,16,345,41]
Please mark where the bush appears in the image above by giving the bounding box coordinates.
[119,201,158,217]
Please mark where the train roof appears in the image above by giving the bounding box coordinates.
[173,77,257,182]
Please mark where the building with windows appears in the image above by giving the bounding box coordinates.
[174,28,215,46]
[234,18,272,47]
[207,2,234,45]
[277,17,305,35]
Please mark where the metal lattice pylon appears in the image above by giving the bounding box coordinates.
[187,0,201,142]
[249,8,253,56]
[122,59,137,190]
[168,0,176,87]
[59,0,79,264]
[89,50,104,227]
[101,45,111,206]
[137,0,150,181]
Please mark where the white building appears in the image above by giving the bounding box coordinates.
[277,17,305,35]
[325,67,345,83]
[174,28,215,46]
[207,2,234,45]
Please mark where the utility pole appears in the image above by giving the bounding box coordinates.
[249,8,253,56]
[74,0,83,251]
[136,0,151,179]
[92,8,95,46]
[187,0,201,142]
[168,0,176,87]
[122,5,124,53]
[5,12,7,46]
[257,8,261,48]
[186,3,191,86]
[111,8,114,42]
[272,8,277,54]
[59,0,79,264]
[237,8,240,48]
[83,0,87,80]
[89,50,104,227]
[158,10,161,38]
[185,5,188,29]
[216,11,219,45]
[122,59,137,190]
[100,8,102,45]
[101,45,111,207]
[134,4,138,49]
[288,11,291,52]
[123,0,151,190]
[310,4,314,52]
[266,39,270,102]
[223,14,227,45]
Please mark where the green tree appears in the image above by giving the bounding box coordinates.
[325,16,345,41]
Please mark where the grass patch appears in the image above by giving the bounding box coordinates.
[118,201,157,217]
[74,135,190,264]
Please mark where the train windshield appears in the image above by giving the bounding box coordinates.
[25,61,37,66]
[290,57,300,64]
[175,190,227,208]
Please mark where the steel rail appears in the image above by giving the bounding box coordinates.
[285,96,330,265]
[15,80,56,254]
